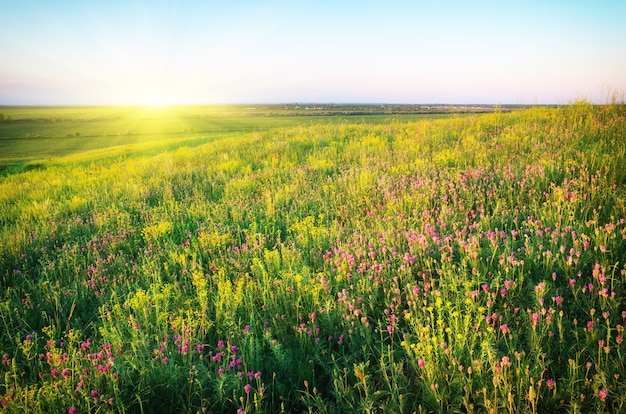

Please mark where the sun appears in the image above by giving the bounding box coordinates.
[146,99,167,108]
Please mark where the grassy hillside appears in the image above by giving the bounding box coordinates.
[1,103,625,413]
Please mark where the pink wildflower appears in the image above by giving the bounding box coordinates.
[531,313,539,328]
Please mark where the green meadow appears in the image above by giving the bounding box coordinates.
[1,102,626,413]
[0,105,455,174]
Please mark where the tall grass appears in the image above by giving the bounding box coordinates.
[1,102,625,412]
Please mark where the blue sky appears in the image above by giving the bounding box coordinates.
[1,0,625,105]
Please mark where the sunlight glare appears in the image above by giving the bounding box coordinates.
[146,99,167,108]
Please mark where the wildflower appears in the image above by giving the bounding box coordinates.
[69,407,77,414]
[586,321,594,331]
[418,359,425,369]
[617,335,623,344]
[535,282,545,293]
[217,340,225,349]
[91,389,99,398]
[546,379,555,390]
[162,357,168,364]
[244,383,251,394]
[597,388,608,401]
[62,369,71,378]
[387,325,393,334]
[500,324,510,334]
[531,313,539,328]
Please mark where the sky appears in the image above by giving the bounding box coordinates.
[1,0,625,105]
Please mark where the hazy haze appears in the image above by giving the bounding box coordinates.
[1,0,625,105]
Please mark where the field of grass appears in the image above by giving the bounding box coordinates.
[0,105,460,175]
[1,102,626,413]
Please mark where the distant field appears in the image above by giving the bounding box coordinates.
[0,105,463,173]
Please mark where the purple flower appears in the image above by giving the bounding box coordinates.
[598,388,608,401]
[531,313,539,328]
[244,383,251,394]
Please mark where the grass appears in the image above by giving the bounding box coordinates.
[1,102,625,413]
[0,105,455,175]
